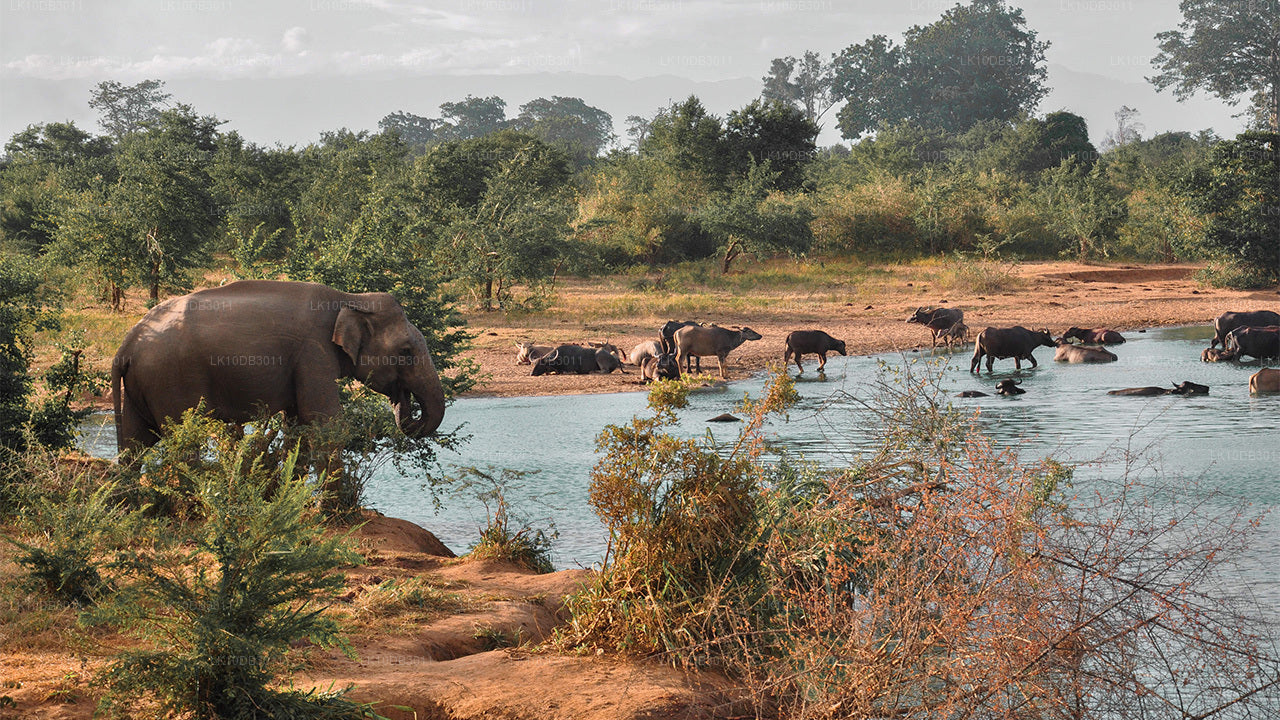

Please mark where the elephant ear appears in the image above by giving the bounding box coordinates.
[333,305,373,364]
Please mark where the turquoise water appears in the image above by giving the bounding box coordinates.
[78,326,1279,600]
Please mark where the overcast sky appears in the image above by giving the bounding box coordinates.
[1,0,1243,148]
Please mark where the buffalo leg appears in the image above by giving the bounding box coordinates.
[816,352,826,371]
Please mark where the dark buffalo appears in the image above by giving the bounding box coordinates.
[1054,342,1118,364]
[957,390,988,398]
[1107,381,1209,397]
[1062,327,1126,344]
[1224,325,1280,362]
[1211,310,1280,348]
[530,344,624,376]
[995,379,1025,395]
[908,307,964,346]
[784,330,847,372]
[640,352,680,383]
[1201,347,1237,363]
[660,320,703,371]
[970,326,1056,373]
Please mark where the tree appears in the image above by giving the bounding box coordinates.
[421,132,575,308]
[624,114,652,151]
[88,79,171,138]
[0,254,56,453]
[513,96,615,165]
[1,122,114,254]
[1100,105,1145,151]
[378,111,442,151]
[437,95,508,140]
[724,99,820,191]
[697,161,813,273]
[1181,131,1280,282]
[1150,0,1280,131]
[761,50,838,125]
[50,105,221,304]
[643,96,729,187]
[833,0,1050,137]
[1035,160,1127,259]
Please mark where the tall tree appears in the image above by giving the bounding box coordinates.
[697,161,813,274]
[437,95,508,140]
[378,111,442,150]
[833,0,1049,138]
[1100,105,1145,152]
[88,79,171,138]
[53,106,221,303]
[624,115,652,151]
[642,97,729,187]
[1181,131,1280,281]
[724,99,819,191]
[513,96,615,165]
[1150,0,1280,131]
[761,51,838,125]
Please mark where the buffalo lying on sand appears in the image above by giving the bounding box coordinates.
[970,326,1056,373]
[640,352,680,383]
[531,344,625,376]
[628,340,664,367]
[784,330,846,372]
[1212,310,1280,348]
[1107,381,1208,397]
[514,342,553,365]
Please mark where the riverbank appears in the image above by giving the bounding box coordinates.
[459,260,1280,398]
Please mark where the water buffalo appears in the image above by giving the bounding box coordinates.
[1250,368,1280,393]
[969,326,1056,373]
[784,330,846,372]
[530,344,625,376]
[1107,381,1209,397]
[640,352,681,383]
[1224,325,1280,362]
[1062,327,1126,344]
[514,342,553,365]
[587,340,627,363]
[674,325,762,379]
[937,321,968,347]
[957,390,988,398]
[1054,342,1118,364]
[908,307,964,347]
[996,379,1025,395]
[660,320,704,371]
[628,340,664,367]
[1211,310,1280,348]
[1201,347,1237,363]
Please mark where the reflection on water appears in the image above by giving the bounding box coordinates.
[79,327,1279,605]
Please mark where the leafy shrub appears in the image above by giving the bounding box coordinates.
[97,411,373,719]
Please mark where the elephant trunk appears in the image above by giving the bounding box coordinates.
[393,346,446,438]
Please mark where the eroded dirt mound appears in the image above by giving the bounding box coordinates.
[356,512,457,556]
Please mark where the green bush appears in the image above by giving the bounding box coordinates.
[98,410,374,720]
[452,466,556,574]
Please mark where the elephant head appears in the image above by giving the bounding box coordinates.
[332,295,446,437]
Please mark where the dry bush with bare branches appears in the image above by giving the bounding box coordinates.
[563,363,1280,719]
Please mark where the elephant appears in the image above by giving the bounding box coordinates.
[111,280,446,455]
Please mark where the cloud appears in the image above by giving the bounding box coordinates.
[282,27,309,54]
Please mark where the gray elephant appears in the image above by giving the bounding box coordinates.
[111,280,446,455]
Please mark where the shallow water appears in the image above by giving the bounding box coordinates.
[78,326,1279,605]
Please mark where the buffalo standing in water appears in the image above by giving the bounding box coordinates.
[784,330,846,372]
[970,327,1056,373]
[1211,310,1280,348]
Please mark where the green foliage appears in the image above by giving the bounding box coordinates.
[512,96,615,167]
[89,79,172,138]
[1151,0,1280,131]
[28,333,104,450]
[1180,131,1280,283]
[760,51,837,126]
[724,99,819,190]
[452,466,556,574]
[559,371,796,663]
[3,475,130,606]
[697,161,813,273]
[1033,160,1128,259]
[0,254,64,455]
[99,411,371,719]
[833,0,1050,137]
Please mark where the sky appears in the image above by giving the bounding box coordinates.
[0,0,1245,149]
